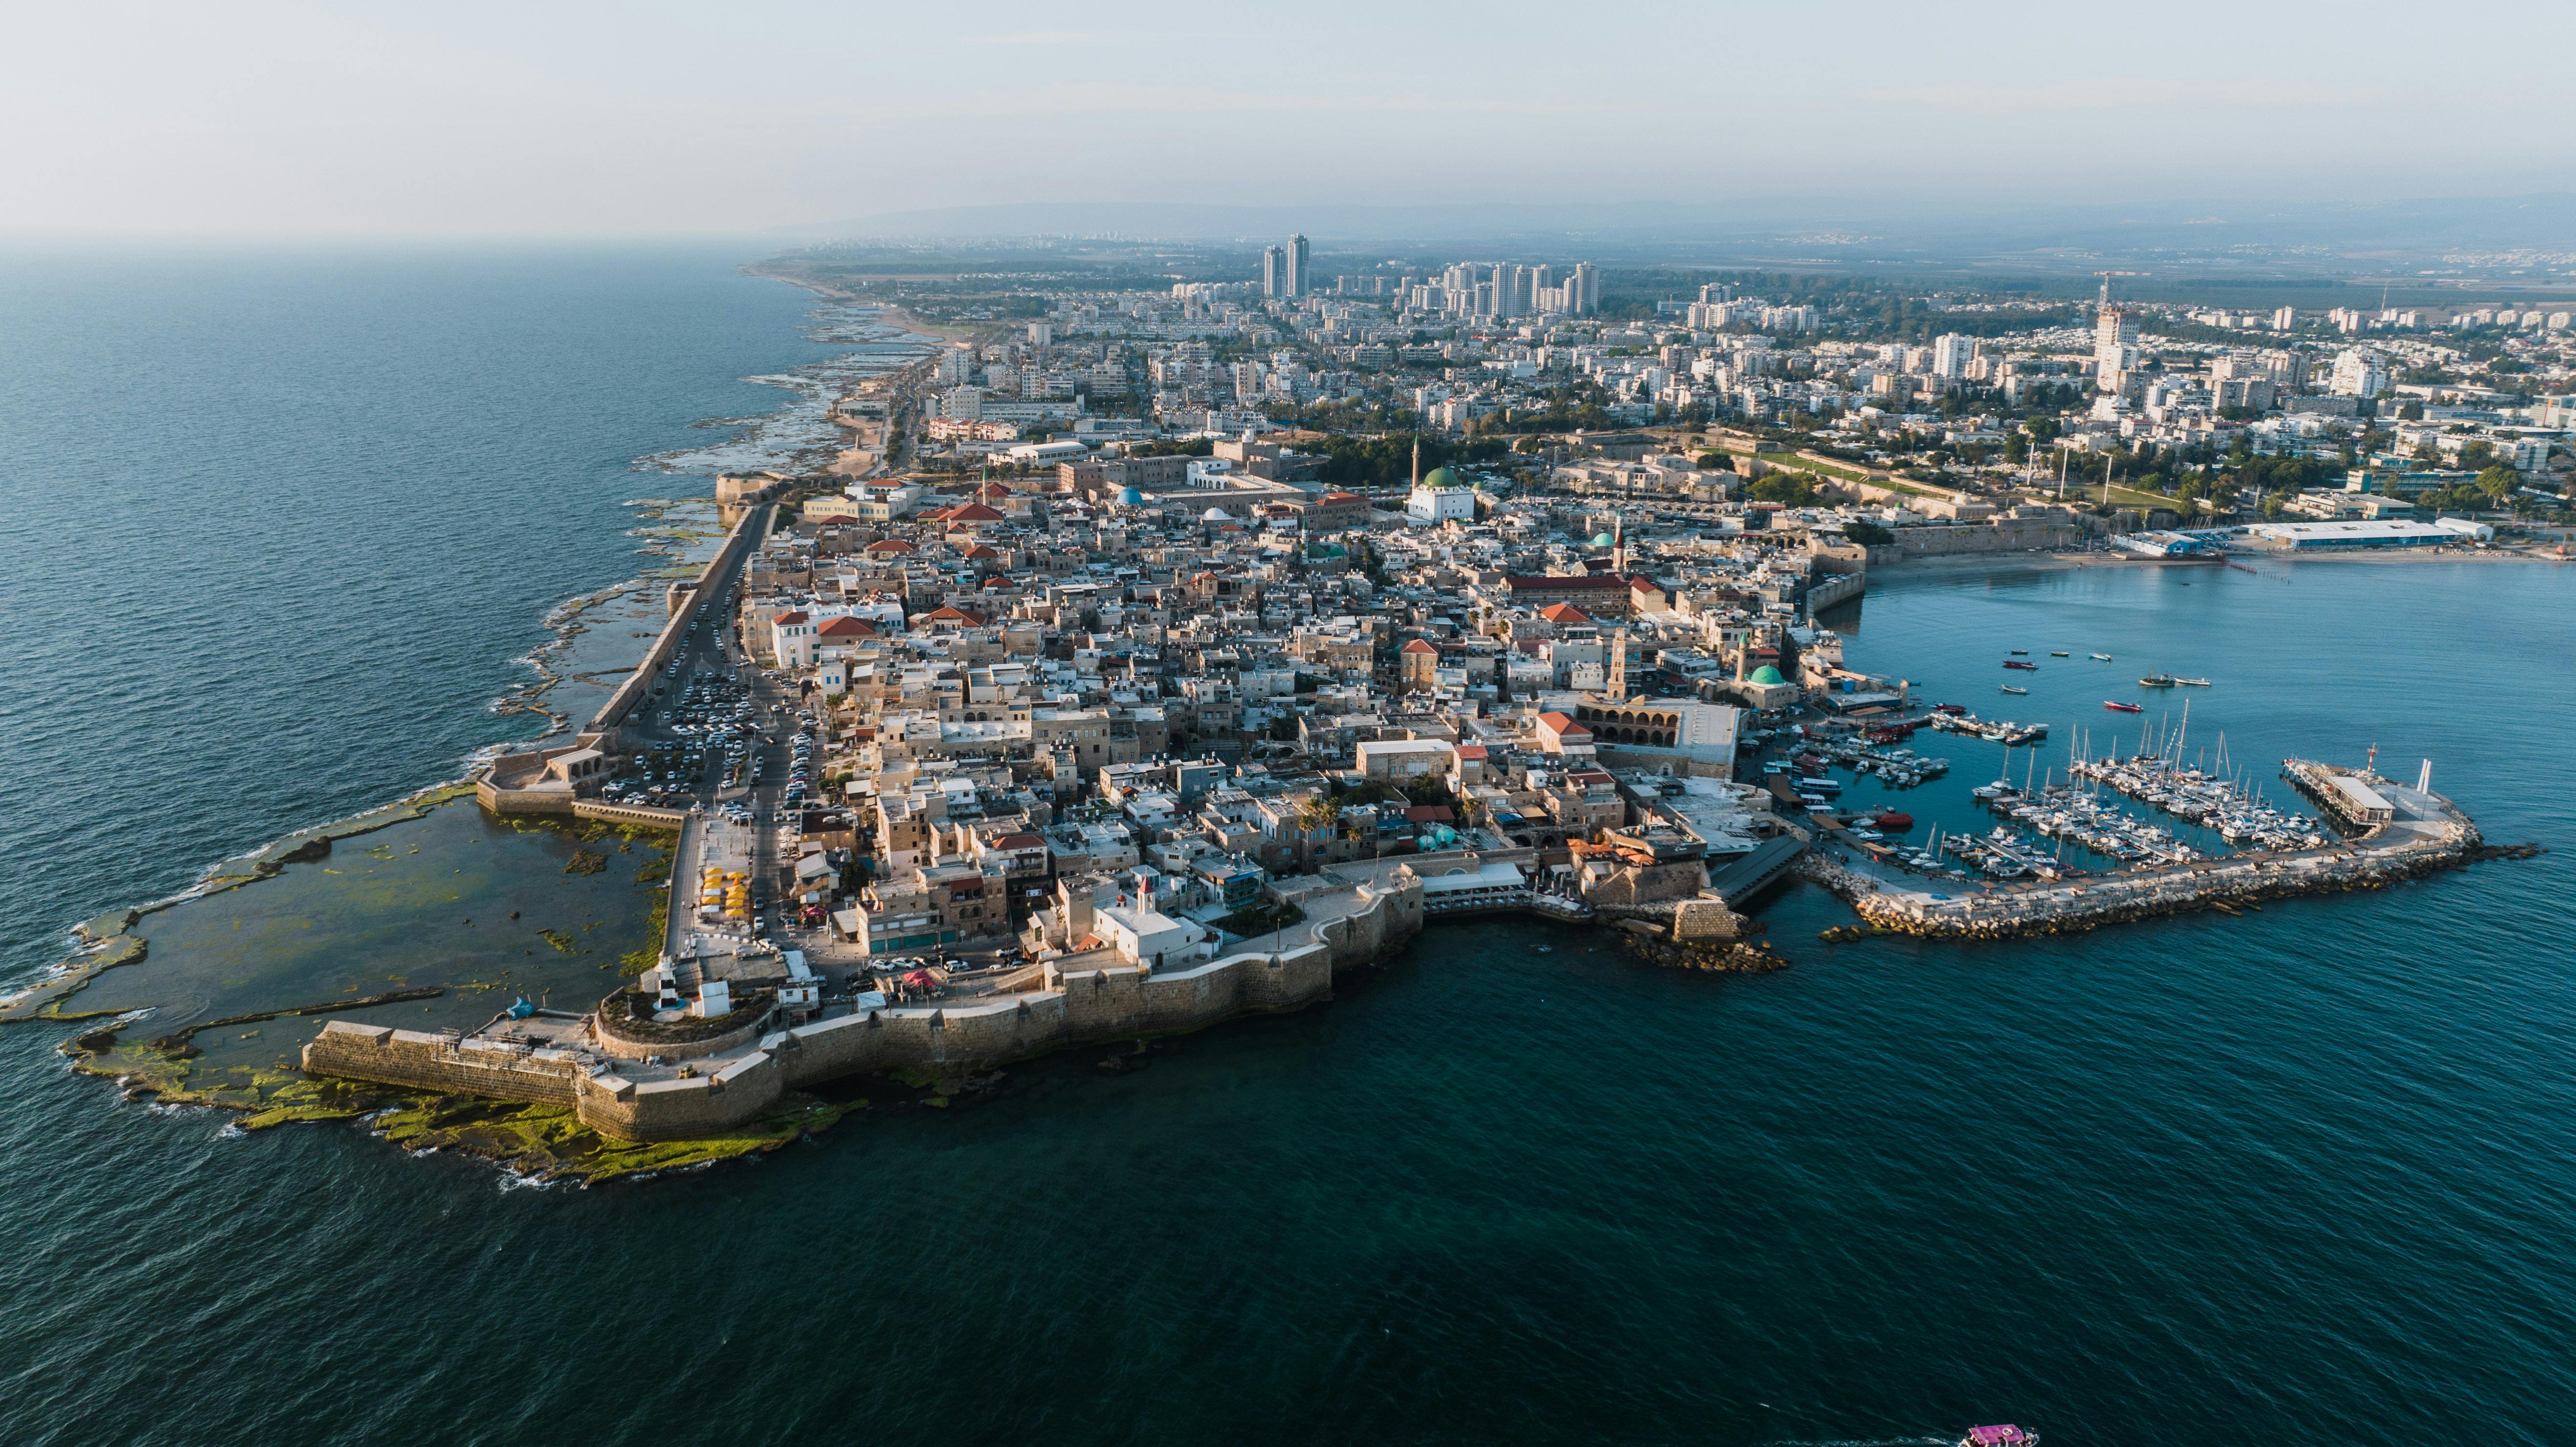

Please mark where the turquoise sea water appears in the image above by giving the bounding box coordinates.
[5,251,2576,1447]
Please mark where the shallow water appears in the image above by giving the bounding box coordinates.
[5,250,2576,1446]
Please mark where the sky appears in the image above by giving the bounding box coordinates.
[7,0,2572,239]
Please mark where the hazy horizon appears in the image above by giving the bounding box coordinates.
[10,0,2574,242]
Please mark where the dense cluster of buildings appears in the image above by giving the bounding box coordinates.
[895,250,2570,528]
[712,432,1957,971]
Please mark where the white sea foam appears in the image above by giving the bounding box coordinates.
[639,303,932,479]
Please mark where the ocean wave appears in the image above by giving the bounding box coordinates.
[638,302,932,478]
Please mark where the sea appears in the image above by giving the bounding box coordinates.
[2,247,2574,1447]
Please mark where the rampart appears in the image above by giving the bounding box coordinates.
[301,1024,584,1105]
[305,876,1427,1141]
[471,773,689,827]
[586,500,771,738]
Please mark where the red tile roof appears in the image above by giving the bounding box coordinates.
[1400,638,1440,655]
[1536,711,1592,737]
[816,616,876,638]
[1536,602,1592,623]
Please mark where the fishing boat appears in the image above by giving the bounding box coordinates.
[2009,649,2028,655]
[2003,659,2039,671]
[2176,677,2211,686]
[2090,653,2113,661]
[1999,684,2027,695]
[2138,674,2178,687]
[2104,700,2143,713]
[1874,811,1914,830]
[2049,650,2069,657]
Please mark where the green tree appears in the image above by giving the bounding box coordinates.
[1747,472,1819,506]
[2476,466,2520,502]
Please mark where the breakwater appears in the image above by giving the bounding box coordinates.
[1797,779,2482,940]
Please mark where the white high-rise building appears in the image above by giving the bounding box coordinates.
[1286,234,1310,297]
[1571,262,1598,316]
[2094,306,2139,392]
[1261,245,1286,298]
[1932,334,1975,379]
[2329,348,2388,398]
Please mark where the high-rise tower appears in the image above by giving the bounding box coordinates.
[1286,234,1310,297]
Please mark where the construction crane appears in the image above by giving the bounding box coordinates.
[2094,270,2147,307]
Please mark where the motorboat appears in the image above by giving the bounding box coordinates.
[2139,674,2178,687]
[2104,700,2144,713]
[2090,653,2113,661]
[1999,684,2028,695]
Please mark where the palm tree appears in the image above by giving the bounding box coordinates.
[1292,794,1337,873]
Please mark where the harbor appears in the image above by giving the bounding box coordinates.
[1800,756,2483,940]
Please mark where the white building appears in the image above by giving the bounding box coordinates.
[770,611,817,669]
[1406,469,1478,526]
[2330,349,2389,398]
[2094,306,2139,392]
[1355,739,1458,779]
[1094,900,1215,971]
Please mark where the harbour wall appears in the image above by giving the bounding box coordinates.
[305,876,1424,1141]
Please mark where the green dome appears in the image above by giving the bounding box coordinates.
[1421,465,1462,489]
[1747,665,1786,685]
[1590,532,1616,548]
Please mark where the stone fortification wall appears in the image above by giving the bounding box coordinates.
[591,1004,773,1063]
[578,1054,784,1141]
[573,800,689,829]
[302,1023,582,1105]
[588,501,770,735]
[470,776,690,826]
[303,879,1428,1141]
[1890,520,2081,556]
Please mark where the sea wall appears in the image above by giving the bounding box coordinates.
[585,500,771,737]
[301,1024,582,1105]
[304,877,1426,1141]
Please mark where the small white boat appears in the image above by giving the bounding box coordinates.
[1999,684,2028,695]
[2090,653,2113,661]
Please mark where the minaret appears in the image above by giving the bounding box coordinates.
[1411,434,1420,487]
[1612,514,1626,576]
[1608,627,1629,701]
